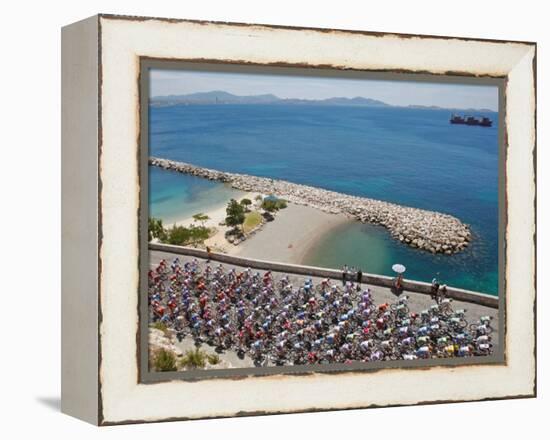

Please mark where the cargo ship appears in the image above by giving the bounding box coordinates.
[450,114,493,127]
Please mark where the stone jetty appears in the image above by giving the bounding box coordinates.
[150,157,472,254]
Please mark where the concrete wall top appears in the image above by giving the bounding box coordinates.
[149,243,498,308]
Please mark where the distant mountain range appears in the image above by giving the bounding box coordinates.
[150,91,390,108]
[150,90,495,112]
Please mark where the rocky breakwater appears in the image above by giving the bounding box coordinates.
[150,157,472,254]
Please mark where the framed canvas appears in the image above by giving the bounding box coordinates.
[61,14,536,425]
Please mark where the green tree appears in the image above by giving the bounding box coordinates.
[192,212,210,227]
[261,199,287,212]
[225,199,245,229]
[166,225,192,245]
[165,224,210,246]
[188,225,210,244]
[261,199,278,212]
[148,217,166,241]
[240,199,252,212]
[276,199,287,209]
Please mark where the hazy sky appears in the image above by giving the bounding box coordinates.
[150,68,498,111]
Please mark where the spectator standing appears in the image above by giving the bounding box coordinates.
[437,284,448,304]
[431,277,440,301]
[342,265,348,286]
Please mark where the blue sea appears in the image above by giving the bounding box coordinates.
[149,104,499,295]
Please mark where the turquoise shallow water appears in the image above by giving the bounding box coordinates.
[149,104,499,295]
[303,222,498,295]
[149,166,244,225]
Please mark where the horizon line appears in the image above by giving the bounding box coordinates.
[149,90,498,111]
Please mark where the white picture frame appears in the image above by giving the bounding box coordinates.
[61,14,536,425]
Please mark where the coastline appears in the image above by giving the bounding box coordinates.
[150,168,497,294]
[234,203,351,265]
[160,191,259,255]
[162,191,350,264]
[150,157,472,255]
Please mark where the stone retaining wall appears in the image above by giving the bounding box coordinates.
[149,243,498,309]
[149,157,472,254]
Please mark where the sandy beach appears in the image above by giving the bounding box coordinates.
[234,203,350,264]
[166,192,259,254]
[166,194,351,264]
[168,191,257,229]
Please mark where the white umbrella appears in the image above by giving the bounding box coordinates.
[392,264,406,274]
